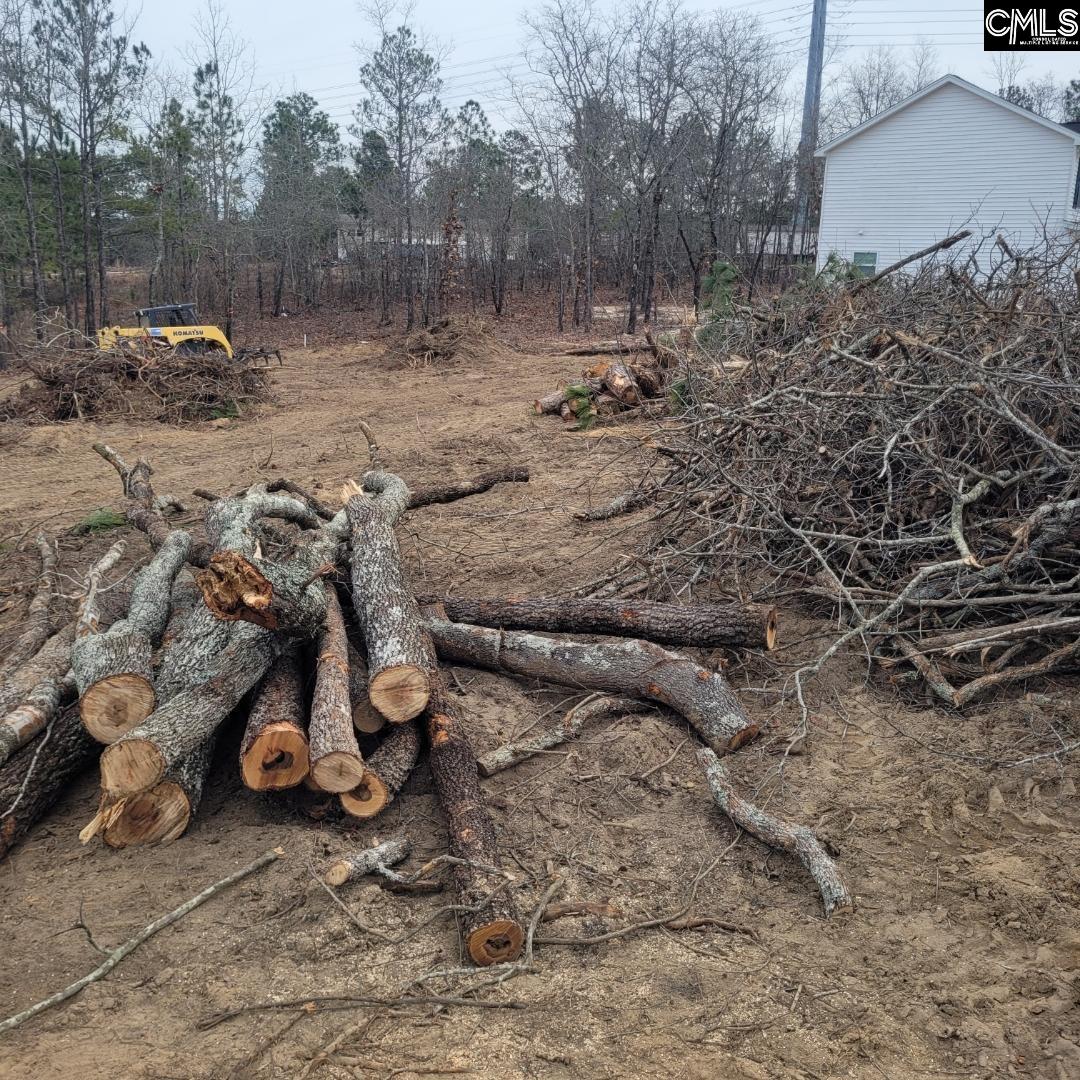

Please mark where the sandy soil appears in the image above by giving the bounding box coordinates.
[0,338,1077,1080]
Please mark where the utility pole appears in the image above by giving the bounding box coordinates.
[791,0,827,254]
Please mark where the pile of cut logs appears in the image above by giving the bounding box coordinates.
[534,329,682,425]
[0,439,850,970]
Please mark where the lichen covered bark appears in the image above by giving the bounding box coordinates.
[0,705,99,861]
[346,472,434,722]
[426,596,777,650]
[698,748,853,918]
[99,621,276,797]
[426,619,758,754]
[72,530,191,742]
[0,673,76,767]
[324,837,410,886]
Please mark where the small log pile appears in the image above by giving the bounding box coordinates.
[584,234,1080,710]
[0,432,857,974]
[533,328,681,428]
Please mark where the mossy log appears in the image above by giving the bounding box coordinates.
[309,585,365,793]
[345,472,435,723]
[339,720,419,819]
[425,619,758,754]
[425,672,523,966]
[422,595,777,651]
[92,444,210,566]
[72,531,190,743]
[239,652,309,790]
[0,705,99,861]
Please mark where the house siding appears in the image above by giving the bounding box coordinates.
[816,81,1079,271]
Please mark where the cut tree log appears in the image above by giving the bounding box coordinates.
[347,643,385,734]
[0,673,76,767]
[239,651,309,790]
[72,530,191,743]
[424,671,524,965]
[83,737,215,848]
[533,390,568,415]
[308,585,365,793]
[92,443,209,565]
[407,465,530,510]
[421,596,778,651]
[0,541,126,720]
[0,534,57,685]
[601,361,642,405]
[339,720,420,819]
[0,705,99,861]
[345,472,435,723]
[573,487,655,522]
[425,619,758,754]
[98,621,276,798]
[0,624,76,723]
[698,748,853,918]
[324,837,410,886]
[196,487,339,638]
[477,695,648,777]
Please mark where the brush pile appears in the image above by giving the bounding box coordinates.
[384,316,510,368]
[0,437,857,973]
[533,329,683,428]
[598,237,1080,708]
[0,345,273,424]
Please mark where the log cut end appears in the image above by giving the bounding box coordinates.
[80,675,156,744]
[764,608,778,652]
[324,859,354,887]
[100,783,191,847]
[241,722,310,790]
[310,750,367,793]
[99,738,167,797]
[352,701,387,734]
[466,919,525,966]
[725,723,761,753]
[369,664,430,723]
[196,552,277,629]
[339,772,390,819]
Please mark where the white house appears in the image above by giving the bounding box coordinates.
[815,74,1080,275]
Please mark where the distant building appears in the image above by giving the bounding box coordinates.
[815,74,1080,274]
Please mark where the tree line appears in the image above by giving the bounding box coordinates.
[2,0,1078,339]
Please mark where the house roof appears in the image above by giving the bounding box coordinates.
[815,74,1080,157]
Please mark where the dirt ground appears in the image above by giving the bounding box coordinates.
[0,334,1077,1080]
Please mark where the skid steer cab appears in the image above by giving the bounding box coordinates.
[96,303,234,359]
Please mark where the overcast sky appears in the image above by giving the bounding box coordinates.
[135,0,1080,135]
